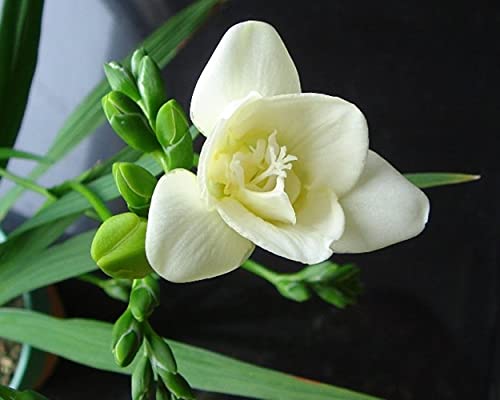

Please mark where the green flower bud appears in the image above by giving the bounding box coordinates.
[91,213,152,279]
[102,91,160,153]
[132,353,154,400]
[102,279,132,302]
[137,55,166,120]
[156,100,193,170]
[146,333,177,373]
[157,371,194,400]
[156,100,190,147]
[131,48,147,79]
[300,262,341,284]
[164,128,193,170]
[130,275,160,322]
[112,309,142,367]
[112,162,157,217]
[275,280,311,302]
[311,284,348,308]
[104,61,140,101]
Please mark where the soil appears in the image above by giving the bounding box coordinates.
[0,297,23,386]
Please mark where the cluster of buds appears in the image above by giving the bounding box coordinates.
[254,261,363,308]
[89,49,197,400]
[91,48,194,281]
[111,275,194,400]
[102,49,193,172]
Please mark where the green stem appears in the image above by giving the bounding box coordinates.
[67,181,112,221]
[241,259,278,284]
[77,273,105,288]
[152,150,169,174]
[0,167,56,200]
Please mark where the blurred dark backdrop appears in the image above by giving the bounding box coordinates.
[14,0,497,399]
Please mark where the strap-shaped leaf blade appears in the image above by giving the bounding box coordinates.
[405,172,480,189]
[0,0,221,220]
[0,0,44,168]
[0,309,380,400]
[0,229,95,306]
[11,155,160,237]
[0,148,50,163]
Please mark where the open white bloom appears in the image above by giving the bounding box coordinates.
[146,21,430,283]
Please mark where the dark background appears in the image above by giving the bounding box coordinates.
[24,1,499,399]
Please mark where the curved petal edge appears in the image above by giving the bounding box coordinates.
[146,169,254,282]
[190,20,301,136]
[332,150,430,253]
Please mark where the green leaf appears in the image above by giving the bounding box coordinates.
[51,146,142,195]
[0,148,51,163]
[0,0,43,169]
[0,215,75,268]
[404,172,480,189]
[0,167,55,200]
[0,310,379,400]
[11,154,161,237]
[0,0,222,220]
[0,384,49,400]
[0,227,94,306]
[11,127,200,237]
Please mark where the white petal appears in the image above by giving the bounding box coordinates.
[145,169,254,282]
[236,178,296,224]
[216,188,345,264]
[199,94,369,198]
[190,21,301,136]
[332,151,430,253]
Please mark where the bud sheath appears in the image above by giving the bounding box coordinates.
[91,212,152,279]
[102,91,160,153]
[113,162,157,217]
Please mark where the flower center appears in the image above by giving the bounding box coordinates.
[208,131,301,224]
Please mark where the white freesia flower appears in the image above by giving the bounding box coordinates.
[145,21,430,282]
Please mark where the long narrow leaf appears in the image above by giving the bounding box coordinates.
[405,172,480,189]
[0,147,51,163]
[11,155,160,236]
[0,229,95,305]
[0,167,55,199]
[0,0,221,220]
[0,216,75,268]
[0,309,379,400]
[11,128,200,236]
[0,0,44,168]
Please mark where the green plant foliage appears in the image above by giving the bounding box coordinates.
[0,384,49,399]
[0,228,94,306]
[405,172,480,189]
[0,0,44,169]
[0,0,222,220]
[0,310,380,400]
[0,148,50,163]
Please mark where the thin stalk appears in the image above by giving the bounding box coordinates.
[0,167,56,200]
[152,150,169,174]
[77,273,105,288]
[67,181,112,221]
[241,259,278,284]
